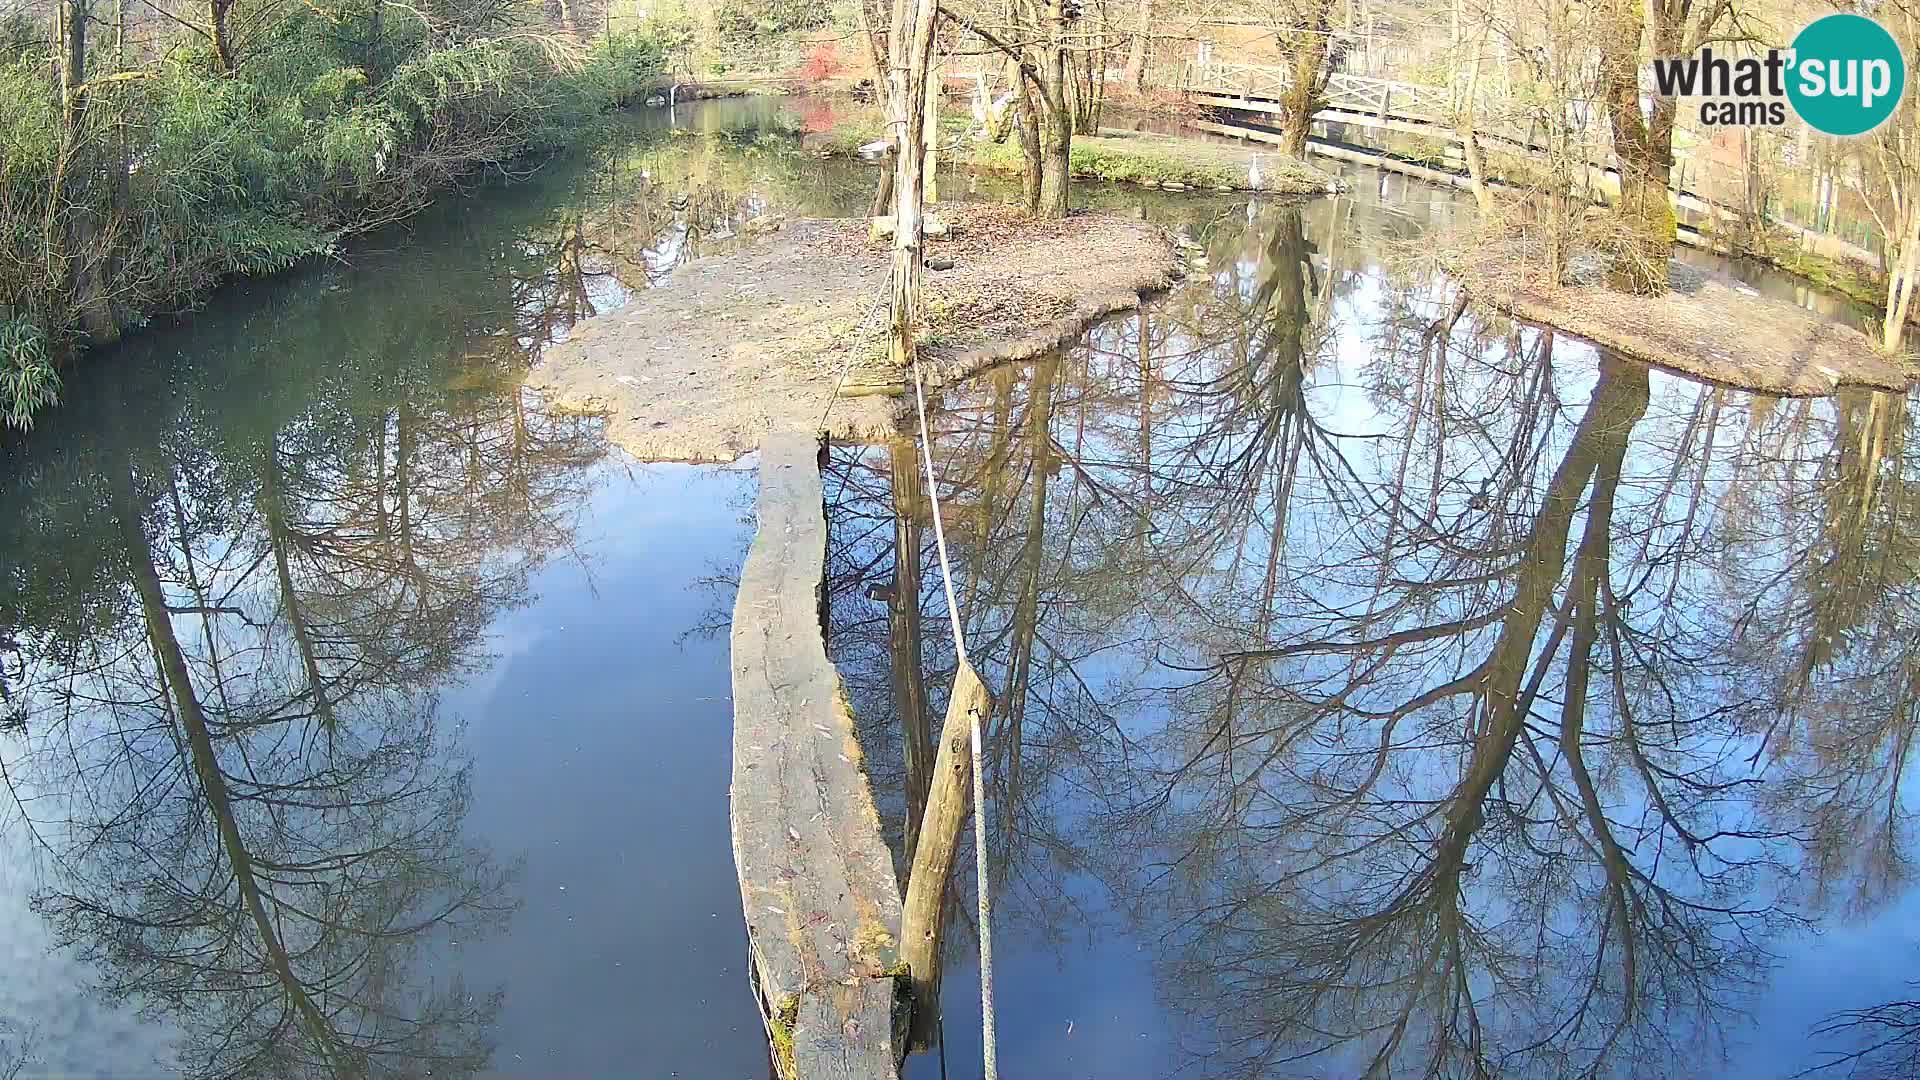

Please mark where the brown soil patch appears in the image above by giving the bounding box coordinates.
[1447,234,1914,396]
[525,204,1178,462]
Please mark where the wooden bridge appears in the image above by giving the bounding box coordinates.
[1191,61,1456,139]
[1188,59,1880,268]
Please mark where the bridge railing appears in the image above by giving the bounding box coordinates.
[1192,61,1453,124]
[1195,59,1294,100]
[1324,72,1451,120]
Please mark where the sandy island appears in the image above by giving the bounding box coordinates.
[526,204,1179,462]
[1447,232,1914,396]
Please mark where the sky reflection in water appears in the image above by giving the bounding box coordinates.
[0,96,1912,1080]
[826,196,1920,1080]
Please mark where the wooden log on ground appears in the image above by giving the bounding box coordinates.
[731,430,906,1079]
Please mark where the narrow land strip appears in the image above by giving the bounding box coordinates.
[730,431,906,1080]
[1446,236,1913,396]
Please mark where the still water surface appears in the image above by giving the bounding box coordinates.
[0,102,796,1078]
[2,97,1913,1079]
[827,195,1920,1079]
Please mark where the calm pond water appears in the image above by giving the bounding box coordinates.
[0,101,819,1078]
[2,96,1913,1080]
[825,198,1920,1078]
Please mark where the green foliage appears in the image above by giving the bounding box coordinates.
[1067,142,1244,188]
[582,31,674,106]
[712,0,829,48]
[0,318,58,432]
[0,9,673,431]
[967,135,1250,189]
[0,12,47,60]
[0,60,67,344]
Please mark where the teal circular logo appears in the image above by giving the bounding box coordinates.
[1787,14,1906,136]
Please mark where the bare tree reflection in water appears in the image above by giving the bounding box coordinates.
[822,192,1920,1079]
[2,379,605,1077]
[1809,987,1920,1079]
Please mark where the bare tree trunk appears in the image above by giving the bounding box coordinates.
[1449,0,1462,110]
[1081,49,1106,132]
[53,0,119,342]
[1543,0,1573,285]
[57,0,86,120]
[209,0,236,72]
[924,58,942,206]
[1740,129,1768,254]
[1278,4,1333,158]
[1034,0,1073,217]
[1123,0,1152,88]
[1884,202,1919,354]
[1038,111,1071,215]
[1458,50,1494,214]
[1066,38,1105,133]
[1014,85,1043,214]
[884,0,940,368]
[854,0,889,92]
[369,0,387,77]
[1598,0,1672,293]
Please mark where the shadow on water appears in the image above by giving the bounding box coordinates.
[825,187,1920,1080]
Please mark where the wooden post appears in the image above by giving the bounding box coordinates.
[899,661,993,1050]
[884,0,939,371]
[924,56,941,208]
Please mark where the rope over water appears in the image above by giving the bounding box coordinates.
[907,352,999,1080]
[817,269,997,1080]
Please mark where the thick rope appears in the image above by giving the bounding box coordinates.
[907,350,998,1080]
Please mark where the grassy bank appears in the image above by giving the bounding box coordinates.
[1,12,671,430]
[1714,234,1899,319]
[968,132,1334,193]
[808,105,1334,194]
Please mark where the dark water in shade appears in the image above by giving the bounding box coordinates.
[824,196,1920,1080]
[2,94,1912,1080]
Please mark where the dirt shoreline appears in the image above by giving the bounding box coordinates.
[1446,233,1914,396]
[525,204,1179,462]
